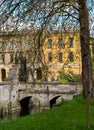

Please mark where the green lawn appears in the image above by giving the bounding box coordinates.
[0,95,94,130]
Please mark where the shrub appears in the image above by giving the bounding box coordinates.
[59,78,68,83]
[59,73,80,82]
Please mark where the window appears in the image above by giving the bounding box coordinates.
[48,52,52,62]
[69,52,74,62]
[58,39,63,48]
[37,55,42,62]
[2,54,5,63]
[37,68,42,80]
[1,68,6,81]
[19,41,22,49]
[48,39,52,49]
[69,37,73,48]
[28,41,31,49]
[10,41,14,50]
[10,54,14,63]
[2,41,6,51]
[15,53,19,64]
[58,52,62,62]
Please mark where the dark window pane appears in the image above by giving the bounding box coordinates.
[2,41,6,51]
[10,41,14,50]
[37,55,42,62]
[69,52,74,62]
[48,52,52,62]
[19,41,22,49]
[10,54,14,63]
[37,68,42,80]
[2,54,5,63]
[48,39,52,49]
[58,39,63,48]
[58,52,62,62]
[1,69,6,81]
[69,38,73,48]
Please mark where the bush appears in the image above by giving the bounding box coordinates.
[36,79,42,83]
[59,73,80,82]
[59,78,68,83]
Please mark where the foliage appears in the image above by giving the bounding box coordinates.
[35,79,42,83]
[0,0,93,97]
[59,78,68,83]
[0,0,79,30]
[0,96,94,130]
[59,73,80,82]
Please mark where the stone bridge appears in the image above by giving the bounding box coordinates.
[0,82,82,114]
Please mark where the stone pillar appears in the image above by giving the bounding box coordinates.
[46,86,50,108]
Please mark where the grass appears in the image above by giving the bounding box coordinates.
[0,95,94,130]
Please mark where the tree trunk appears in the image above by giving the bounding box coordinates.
[78,0,93,98]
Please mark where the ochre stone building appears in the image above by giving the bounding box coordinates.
[42,32,81,81]
[0,31,31,82]
[0,31,82,82]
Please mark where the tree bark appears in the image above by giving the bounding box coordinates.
[78,0,93,98]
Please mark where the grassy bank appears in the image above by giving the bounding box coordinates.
[0,95,94,130]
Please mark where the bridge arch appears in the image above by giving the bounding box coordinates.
[20,96,32,108]
[19,96,32,116]
[50,95,63,108]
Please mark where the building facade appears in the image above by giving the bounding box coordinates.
[0,31,31,82]
[0,31,82,82]
[42,32,82,81]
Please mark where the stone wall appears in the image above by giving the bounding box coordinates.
[0,82,82,116]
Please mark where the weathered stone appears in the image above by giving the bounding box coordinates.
[55,96,63,106]
[0,82,82,116]
[29,97,40,107]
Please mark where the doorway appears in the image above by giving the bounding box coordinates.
[1,68,6,81]
[37,68,42,80]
